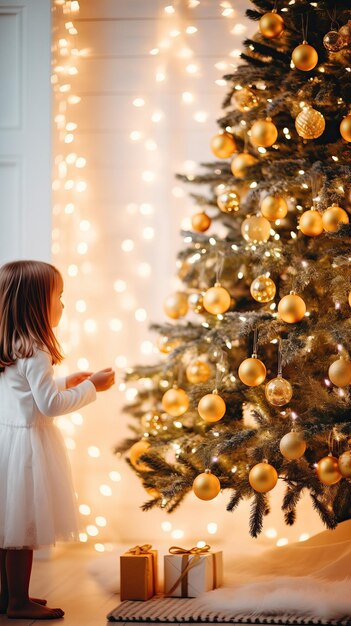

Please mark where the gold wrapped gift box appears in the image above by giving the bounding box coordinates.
[120,544,158,601]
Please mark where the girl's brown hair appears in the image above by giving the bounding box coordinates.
[0,260,64,371]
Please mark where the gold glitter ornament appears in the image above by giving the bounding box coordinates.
[323,30,345,52]
[280,431,306,460]
[265,376,292,406]
[231,152,258,179]
[157,335,181,354]
[238,357,266,387]
[292,42,318,71]
[198,392,226,422]
[260,195,288,221]
[317,455,342,486]
[299,209,324,236]
[241,215,271,243]
[217,187,240,213]
[188,292,205,314]
[164,291,188,319]
[278,293,306,323]
[322,204,349,232]
[232,87,259,112]
[186,359,212,384]
[259,11,284,39]
[340,115,351,142]
[249,462,278,493]
[250,118,278,148]
[338,450,351,478]
[203,283,231,315]
[250,275,276,303]
[162,387,189,417]
[328,358,351,387]
[129,440,152,472]
[191,212,211,232]
[295,107,325,140]
[210,132,237,159]
[193,470,221,500]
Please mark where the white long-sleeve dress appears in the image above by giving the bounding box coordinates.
[0,348,96,549]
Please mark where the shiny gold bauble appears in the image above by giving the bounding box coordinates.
[299,209,324,236]
[157,335,181,354]
[164,291,188,319]
[188,292,205,314]
[162,387,189,417]
[317,456,342,486]
[261,195,288,221]
[231,152,258,179]
[340,115,351,142]
[259,12,284,39]
[129,440,152,472]
[193,471,221,500]
[191,212,211,232]
[241,215,271,243]
[323,30,345,52]
[238,357,266,387]
[217,188,240,213]
[198,393,226,422]
[250,119,278,148]
[203,284,231,315]
[210,132,237,159]
[322,205,349,232]
[338,450,351,478]
[250,275,276,303]
[249,462,278,493]
[141,410,162,431]
[265,376,293,406]
[280,431,306,460]
[328,358,351,387]
[278,293,306,323]
[186,359,212,384]
[295,107,325,140]
[233,87,259,112]
[292,43,318,71]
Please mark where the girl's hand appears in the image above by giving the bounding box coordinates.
[66,371,93,389]
[89,368,115,391]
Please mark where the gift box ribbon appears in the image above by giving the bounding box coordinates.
[165,544,216,597]
[127,544,153,555]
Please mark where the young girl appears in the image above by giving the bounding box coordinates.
[0,260,115,619]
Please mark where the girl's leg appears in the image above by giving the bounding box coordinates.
[0,547,48,613]
[6,549,64,620]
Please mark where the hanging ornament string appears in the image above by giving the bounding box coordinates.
[214,349,225,392]
[277,338,283,377]
[301,13,309,43]
[326,7,339,32]
[215,251,225,284]
[252,326,258,358]
[311,171,322,209]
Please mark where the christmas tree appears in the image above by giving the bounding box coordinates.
[116,0,351,537]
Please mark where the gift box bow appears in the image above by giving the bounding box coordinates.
[165,544,212,596]
[127,543,153,555]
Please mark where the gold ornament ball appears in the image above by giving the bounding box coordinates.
[198,393,226,422]
[188,292,205,314]
[299,210,324,236]
[241,215,271,243]
[295,107,325,140]
[186,359,212,384]
[278,293,306,323]
[162,387,189,417]
[323,30,345,52]
[259,12,284,39]
[231,153,258,179]
[217,188,240,213]
[193,471,221,500]
[261,195,288,221]
[164,291,188,319]
[203,284,231,315]
[141,410,161,431]
[292,43,318,71]
[191,212,211,232]
[250,119,278,148]
[233,87,259,112]
[328,358,351,387]
[210,132,237,159]
[250,275,276,303]
[322,205,349,232]
[340,115,351,142]
[249,463,278,493]
[317,456,342,486]
[280,431,306,460]
[129,440,152,472]
[157,335,181,354]
[238,357,266,387]
[338,451,351,478]
[265,376,293,406]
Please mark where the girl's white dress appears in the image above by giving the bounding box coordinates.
[0,348,96,549]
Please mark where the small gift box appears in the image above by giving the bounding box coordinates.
[164,544,223,598]
[120,544,158,601]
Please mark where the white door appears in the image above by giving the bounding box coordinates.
[0,0,51,263]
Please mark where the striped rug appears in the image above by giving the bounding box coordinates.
[107,596,351,624]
